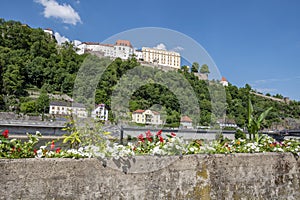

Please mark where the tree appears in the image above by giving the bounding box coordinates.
[191,62,199,73]
[3,64,25,96]
[36,86,50,114]
[200,64,210,74]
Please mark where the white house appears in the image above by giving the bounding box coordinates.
[220,77,229,87]
[91,104,108,121]
[180,116,193,129]
[49,101,87,118]
[132,109,162,125]
[217,118,237,128]
[114,40,134,60]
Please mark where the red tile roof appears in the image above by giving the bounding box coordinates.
[133,109,144,114]
[180,116,192,122]
[83,42,100,45]
[115,40,132,48]
[152,111,160,115]
[221,77,227,81]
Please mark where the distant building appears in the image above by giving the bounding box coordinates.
[133,49,143,61]
[132,109,162,125]
[142,47,181,69]
[91,104,109,121]
[49,101,87,118]
[217,118,237,129]
[44,28,54,35]
[76,40,133,59]
[180,116,193,129]
[220,77,228,87]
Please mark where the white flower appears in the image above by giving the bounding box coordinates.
[36,149,43,158]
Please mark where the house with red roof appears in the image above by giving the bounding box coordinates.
[180,116,193,129]
[220,76,229,87]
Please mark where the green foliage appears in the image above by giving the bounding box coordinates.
[200,64,210,74]
[191,62,199,73]
[0,18,299,129]
[0,130,41,158]
[235,129,246,140]
[247,98,272,142]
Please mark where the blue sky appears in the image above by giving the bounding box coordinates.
[1,0,300,100]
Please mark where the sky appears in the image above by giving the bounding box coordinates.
[1,0,300,100]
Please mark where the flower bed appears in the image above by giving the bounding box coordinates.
[1,129,299,159]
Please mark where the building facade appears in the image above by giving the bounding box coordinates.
[49,101,87,118]
[132,109,162,125]
[141,47,181,69]
[91,104,109,121]
[76,40,133,60]
[180,116,193,129]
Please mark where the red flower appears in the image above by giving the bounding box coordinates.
[33,149,37,155]
[2,129,9,138]
[171,132,176,137]
[55,148,61,153]
[156,130,162,136]
[50,140,55,150]
[145,130,153,142]
[146,130,153,138]
[138,134,144,142]
[158,135,164,143]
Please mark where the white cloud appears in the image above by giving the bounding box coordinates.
[35,0,82,25]
[54,32,69,44]
[153,43,167,50]
[171,46,184,52]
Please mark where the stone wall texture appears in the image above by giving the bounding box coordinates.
[0,153,299,199]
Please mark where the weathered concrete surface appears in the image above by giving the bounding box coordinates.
[0,153,299,199]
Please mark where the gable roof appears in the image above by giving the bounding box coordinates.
[180,116,192,122]
[133,109,144,114]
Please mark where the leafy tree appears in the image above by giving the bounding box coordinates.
[20,101,36,114]
[36,86,50,113]
[3,64,25,96]
[200,64,210,74]
[191,62,199,73]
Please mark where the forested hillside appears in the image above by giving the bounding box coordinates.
[0,19,299,129]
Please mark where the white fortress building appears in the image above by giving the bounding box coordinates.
[76,40,133,60]
[76,40,181,69]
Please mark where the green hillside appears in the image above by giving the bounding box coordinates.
[0,19,299,129]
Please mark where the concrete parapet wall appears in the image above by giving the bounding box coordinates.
[0,153,299,199]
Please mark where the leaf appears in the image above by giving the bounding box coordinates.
[258,107,273,124]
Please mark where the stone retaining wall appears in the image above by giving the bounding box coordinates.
[0,153,299,199]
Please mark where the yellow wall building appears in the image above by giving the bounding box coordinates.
[142,47,181,69]
[132,109,162,125]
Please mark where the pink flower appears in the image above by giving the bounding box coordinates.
[50,140,55,150]
[2,129,9,138]
[171,132,176,137]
